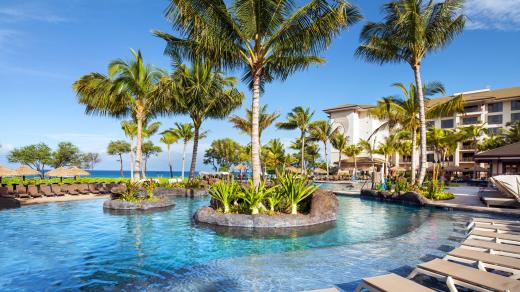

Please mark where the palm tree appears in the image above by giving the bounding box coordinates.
[370,82,463,184]
[276,106,314,174]
[121,120,137,179]
[164,122,194,180]
[229,105,279,141]
[309,120,340,179]
[155,0,361,187]
[356,0,465,185]
[107,140,131,177]
[157,61,243,181]
[359,138,377,188]
[342,144,362,179]
[160,131,179,178]
[330,132,348,172]
[460,124,486,179]
[375,134,398,178]
[263,139,286,173]
[502,121,520,144]
[74,49,166,180]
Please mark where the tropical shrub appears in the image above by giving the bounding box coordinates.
[141,179,157,199]
[120,181,141,202]
[277,173,319,214]
[420,180,454,200]
[394,177,411,193]
[208,178,240,213]
[239,180,273,214]
[266,190,284,212]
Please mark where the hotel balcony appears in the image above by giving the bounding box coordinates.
[460,156,475,162]
[460,144,475,151]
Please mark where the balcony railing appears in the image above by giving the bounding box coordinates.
[461,144,475,150]
[461,156,475,162]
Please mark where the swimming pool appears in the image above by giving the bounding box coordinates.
[0,196,479,291]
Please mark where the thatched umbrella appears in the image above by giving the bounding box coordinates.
[15,166,41,181]
[0,165,16,183]
[313,168,327,175]
[234,164,248,179]
[285,166,300,174]
[64,166,90,177]
[472,165,488,173]
[45,166,90,182]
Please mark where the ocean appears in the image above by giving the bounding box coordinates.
[88,170,193,178]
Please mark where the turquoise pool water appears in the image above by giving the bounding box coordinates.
[0,196,477,291]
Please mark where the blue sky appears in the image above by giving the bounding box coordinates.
[0,0,519,171]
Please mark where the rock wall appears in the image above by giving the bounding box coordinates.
[193,189,338,228]
[360,189,430,206]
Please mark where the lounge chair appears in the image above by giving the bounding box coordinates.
[15,185,29,199]
[470,222,520,234]
[445,248,520,279]
[88,183,100,194]
[76,184,90,195]
[491,175,520,203]
[63,184,79,196]
[5,184,15,196]
[0,186,14,198]
[408,258,520,291]
[472,217,520,226]
[462,239,520,259]
[355,273,433,292]
[50,184,66,196]
[39,185,55,197]
[27,185,42,198]
[468,230,520,245]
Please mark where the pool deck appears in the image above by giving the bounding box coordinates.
[333,186,520,216]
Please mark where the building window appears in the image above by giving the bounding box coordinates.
[464,105,480,113]
[512,100,520,111]
[401,155,411,163]
[487,102,503,113]
[441,119,454,128]
[427,154,435,162]
[487,127,501,135]
[462,153,474,162]
[426,121,435,128]
[512,112,520,123]
[462,116,480,125]
[461,141,473,150]
[487,114,503,125]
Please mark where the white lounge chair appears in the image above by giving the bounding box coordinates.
[355,273,433,292]
[462,239,520,259]
[468,230,520,245]
[467,217,520,231]
[469,222,520,234]
[445,248,520,279]
[408,258,520,292]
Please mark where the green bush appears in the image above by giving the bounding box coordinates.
[208,178,240,213]
[239,180,273,214]
[277,173,319,215]
[394,177,411,193]
[266,189,284,212]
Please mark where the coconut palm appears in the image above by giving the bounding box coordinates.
[503,121,520,144]
[478,133,505,152]
[263,139,286,173]
[330,132,348,172]
[356,0,465,185]
[309,120,341,179]
[157,61,244,181]
[155,0,361,187]
[229,105,279,141]
[164,122,194,180]
[375,134,398,178]
[460,124,486,178]
[342,144,362,179]
[370,82,463,184]
[359,138,377,187]
[276,106,314,174]
[160,131,179,178]
[73,49,167,180]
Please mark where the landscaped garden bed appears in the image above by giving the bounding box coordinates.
[193,174,338,228]
[104,180,175,212]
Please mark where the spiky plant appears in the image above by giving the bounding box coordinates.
[277,173,319,214]
[239,180,273,214]
[208,178,240,213]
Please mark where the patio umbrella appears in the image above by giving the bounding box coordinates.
[64,166,90,177]
[444,165,465,172]
[45,166,90,182]
[390,166,406,172]
[313,168,327,175]
[285,166,300,174]
[15,166,41,181]
[0,165,16,183]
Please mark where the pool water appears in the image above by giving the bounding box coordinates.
[0,196,478,291]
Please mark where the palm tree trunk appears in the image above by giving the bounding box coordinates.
[411,129,417,184]
[324,141,329,180]
[129,137,134,180]
[414,64,427,186]
[134,114,143,181]
[300,134,306,175]
[119,153,123,177]
[181,141,187,180]
[473,138,477,179]
[353,155,357,180]
[338,151,342,174]
[189,125,200,181]
[251,72,262,187]
[168,144,173,178]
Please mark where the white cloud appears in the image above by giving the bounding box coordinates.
[0,5,68,23]
[0,143,14,155]
[464,0,520,31]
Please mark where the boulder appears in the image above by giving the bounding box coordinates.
[103,196,175,211]
[360,189,429,206]
[0,198,21,210]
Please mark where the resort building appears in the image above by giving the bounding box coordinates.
[324,86,520,176]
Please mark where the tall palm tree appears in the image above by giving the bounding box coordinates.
[164,122,194,180]
[330,132,348,172]
[276,106,314,174]
[356,0,465,185]
[375,134,398,178]
[370,82,463,184]
[460,124,486,179]
[74,49,166,180]
[155,0,361,187]
[342,144,362,179]
[502,121,520,144]
[121,120,137,179]
[157,61,243,181]
[160,131,179,178]
[359,138,377,188]
[263,139,286,173]
[229,105,279,140]
[309,120,341,179]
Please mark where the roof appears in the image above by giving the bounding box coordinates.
[324,86,520,114]
[475,142,520,159]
